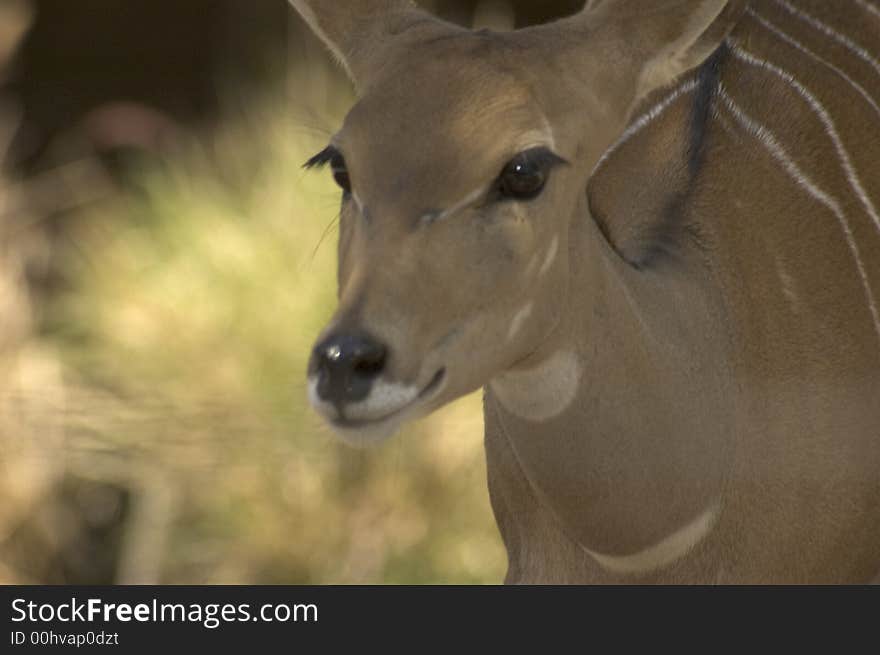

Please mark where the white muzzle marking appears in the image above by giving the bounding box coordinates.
[344,380,420,421]
[307,376,420,422]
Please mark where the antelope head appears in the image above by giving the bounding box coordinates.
[296,0,745,445]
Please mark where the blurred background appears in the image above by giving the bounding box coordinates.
[0,0,580,584]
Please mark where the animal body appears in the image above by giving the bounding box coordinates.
[292,0,880,583]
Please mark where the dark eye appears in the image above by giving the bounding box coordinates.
[303,145,352,195]
[497,148,562,201]
[330,152,351,194]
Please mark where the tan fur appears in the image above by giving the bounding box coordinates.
[292,0,880,583]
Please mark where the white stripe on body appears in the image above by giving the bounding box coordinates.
[772,0,880,79]
[729,42,880,236]
[718,86,880,344]
[746,8,880,120]
[592,78,699,176]
[853,0,880,21]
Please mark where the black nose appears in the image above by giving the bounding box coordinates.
[310,332,388,407]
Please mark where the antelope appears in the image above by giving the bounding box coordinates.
[293,0,880,583]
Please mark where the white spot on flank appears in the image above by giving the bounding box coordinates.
[582,503,720,575]
[539,236,559,277]
[507,302,533,341]
[718,86,880,345]
[489,350,581,422]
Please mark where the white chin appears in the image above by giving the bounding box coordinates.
[306,378,405,447]
[306,369,448,447]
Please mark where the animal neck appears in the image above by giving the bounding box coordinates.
[487,204,736,570]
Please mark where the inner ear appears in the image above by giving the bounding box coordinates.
[631,0,746,106]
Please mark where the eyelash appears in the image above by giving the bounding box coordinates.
[304,146,351,194]
[303,146,338,170]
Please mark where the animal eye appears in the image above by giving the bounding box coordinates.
[330,152,351,194]
[303,146,352,195]
[497,149,562,201]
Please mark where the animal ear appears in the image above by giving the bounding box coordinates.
[574,0,747,109]
[288,1,460,90]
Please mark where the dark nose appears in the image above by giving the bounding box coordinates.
[309,332,388,407]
